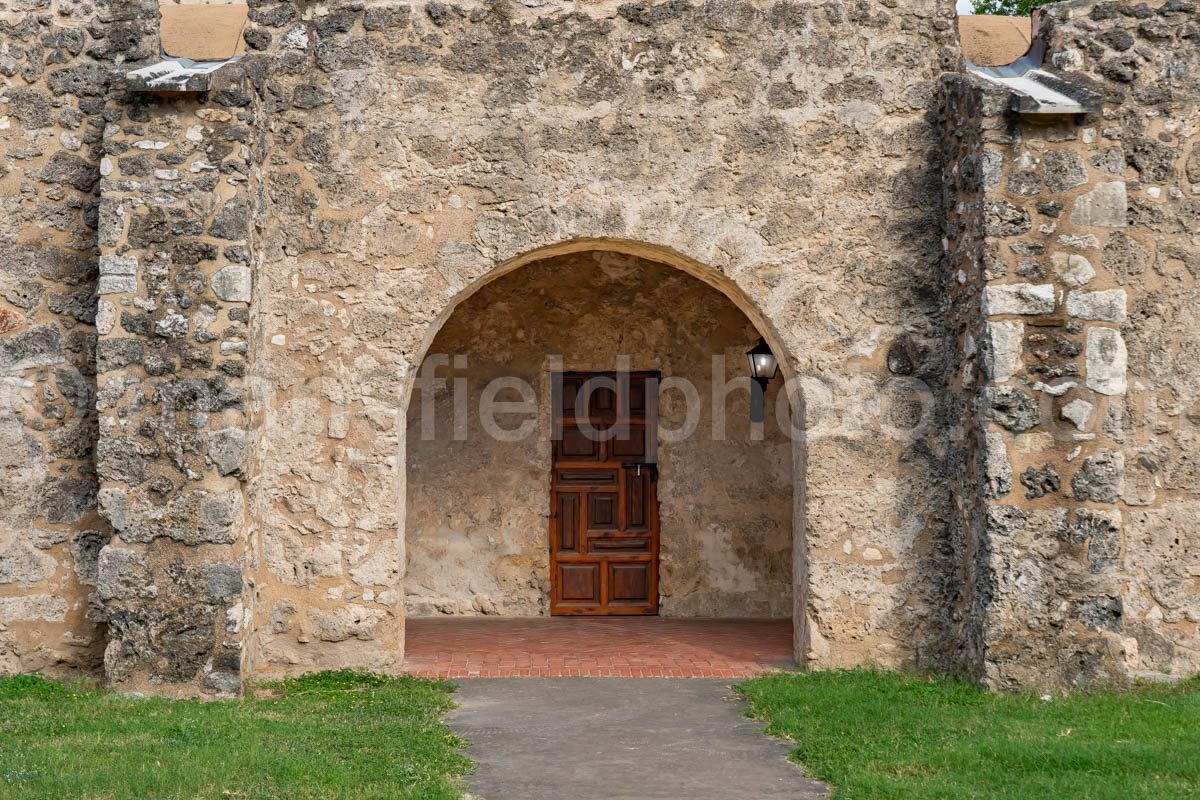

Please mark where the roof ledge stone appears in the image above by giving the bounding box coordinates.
[967,40,1102,117]
[126,56,240,94]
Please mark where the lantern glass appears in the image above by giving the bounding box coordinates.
[746,338,778,380]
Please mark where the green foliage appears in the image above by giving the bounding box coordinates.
[740,669,1200,800]
[974,0,1051,14]
[0,674,74,701]
[970,0,1052,14]
[0,671,469,800]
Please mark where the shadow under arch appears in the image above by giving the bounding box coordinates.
[399,237,810,665]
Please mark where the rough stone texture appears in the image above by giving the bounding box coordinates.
[1072,449,1125,505]
[941,0,1200,688]
[401,252,793,620]
[87,68,260,694]
[244,0,962,680]
[1019,463,1060,500]
[3,0,1197,694]
[2,1,267,693]
[0,0,161,678]
[982,430,1012,500]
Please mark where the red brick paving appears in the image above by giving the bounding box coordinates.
[401,617,794,678]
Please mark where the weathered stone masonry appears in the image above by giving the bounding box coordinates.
[244,0,971,682]
[943,0,1200,688]
[1,0,163,677]
[92,60,263,694]
[1,0,1197,695]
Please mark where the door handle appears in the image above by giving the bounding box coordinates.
[621,462,657,479]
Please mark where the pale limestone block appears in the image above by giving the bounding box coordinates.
[981,283,1055,316]
[1067,289,1127,322]
[212,265,252,302]
[984,320,1024,382]
[1086,327,1127,396]
[1050,253,1095,287]
[1071,182,1128,228]
[1061,398,1094,430]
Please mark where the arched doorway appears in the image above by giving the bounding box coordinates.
[399,243,807,674]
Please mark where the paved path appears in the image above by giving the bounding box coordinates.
[448,678,827,800]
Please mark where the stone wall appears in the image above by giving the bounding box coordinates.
[1,0,269,695]
[942,0,1200,690]
[27,0,1190,694]
[0,0,160,677]
[0,0,968,690]
[245,0,961,680]
[405,251,793,619]
[91,60,263,696]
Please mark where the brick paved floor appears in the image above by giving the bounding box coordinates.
[401,617,794,678]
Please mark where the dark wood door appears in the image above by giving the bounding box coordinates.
[550,372,659,615]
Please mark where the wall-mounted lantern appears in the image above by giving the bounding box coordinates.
[746,337,779,424]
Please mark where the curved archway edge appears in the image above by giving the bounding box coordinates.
[398,237,810,666]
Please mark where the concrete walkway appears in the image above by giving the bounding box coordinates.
[448,678,827,800]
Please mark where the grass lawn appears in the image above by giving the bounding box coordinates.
[739,669,1200,800]
[0,670,469,800]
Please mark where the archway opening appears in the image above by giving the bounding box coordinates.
[401,246,803,677]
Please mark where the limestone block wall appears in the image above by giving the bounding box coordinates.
[405,251,794,619]
[943,0,1200,690]
[0,0,160,677]
[244,0,963,679]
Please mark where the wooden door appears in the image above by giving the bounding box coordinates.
[550,372,659,615]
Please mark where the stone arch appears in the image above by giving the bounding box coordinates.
[398,238,809,662]
[404,239,803,401]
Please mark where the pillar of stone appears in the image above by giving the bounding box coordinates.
[943,0,1200,689]
[944,75,1134,691]
[93,61,263,696]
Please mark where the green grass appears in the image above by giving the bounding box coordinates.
[739,669,1200,800]
[0,670,470,800]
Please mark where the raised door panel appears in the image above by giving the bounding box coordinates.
[611,426,646,459]
[558,563,599,603]
[556,469,617,487]
[625,470,648,531]
[556,492,579,552]
[557,425,600,460]
[608,562,652,605]
[587,493,618,531]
